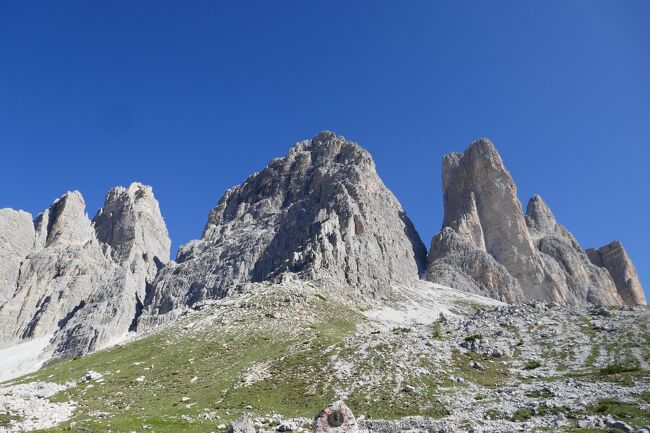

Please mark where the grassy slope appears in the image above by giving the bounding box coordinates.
[4,287,649,433]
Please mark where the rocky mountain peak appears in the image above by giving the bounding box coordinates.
[427,138,644,306]
[0,183,171,357]
[34,191,94,249]
[438,138,559,302]
[144,132,427,316]
[524,195,557,235]
[93,181,170,277]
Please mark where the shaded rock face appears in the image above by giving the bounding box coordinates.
[0,183,170,357]
[145,132,426,315]
[427,139,643,306]
[587,242,646,305]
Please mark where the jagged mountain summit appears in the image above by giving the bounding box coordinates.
[426,138,645,306]
[0,132,645,370]
[143,131,427,317]
[0,183,170,358]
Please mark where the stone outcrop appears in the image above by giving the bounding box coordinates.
[587,242,646,305]
[144,131,427,316]
[426,138,644,306]
[0,183,170,357]
[313,400,359,433]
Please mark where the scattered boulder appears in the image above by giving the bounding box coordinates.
[228,414,255,433]
[80,371,103,382]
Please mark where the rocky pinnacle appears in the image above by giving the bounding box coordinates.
[427,138,644,306]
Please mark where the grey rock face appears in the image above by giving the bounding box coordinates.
[427,139,644,306]
[429,139,565,302]
[52,183,171,357]
[0,183,170,357]
[92,182,170,296]
[34,191,95,249]
[145,132,426,315]
[0,192,112,342]
[427,228,524,303]
[525,195,623,305]
[587,241,646,305]
[0,209,35,304]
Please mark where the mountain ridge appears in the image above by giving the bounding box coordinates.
[0,132,645,365]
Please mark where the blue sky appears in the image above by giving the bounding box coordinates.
[1,1,648,299]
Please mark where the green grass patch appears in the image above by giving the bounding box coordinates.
[0,413,22,428]
[586,399,650,427]
[451,349,508,387]
[463,334,483,343]
[599,363,641,375]
[523,361,542,370]
[511,408,534,422]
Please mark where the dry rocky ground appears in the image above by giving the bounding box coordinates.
[0,281,648,433]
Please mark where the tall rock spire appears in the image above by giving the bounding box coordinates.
[433,138,564,302]
[427,138,643,306]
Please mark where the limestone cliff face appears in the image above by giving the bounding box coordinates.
[0,183,170,357]
[144,132,427,316]
[51,183,171,357]
[429,139,565,302]
[0,209,35,304]
[587,242,646,305]
[0,192,113,342]
[427,227,524,303]
[426,139,644,306]
[525,195,622,305]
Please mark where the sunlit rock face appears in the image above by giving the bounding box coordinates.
[0,209,35,304]
[586,241,646,305]
[0,183,170,357]
[426,138,643,306]
[144,131,427,316]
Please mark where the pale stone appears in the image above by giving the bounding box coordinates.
[0,209,35,304]
[587,241,646,305]
[427,139,643,306]
[144,132,426,316]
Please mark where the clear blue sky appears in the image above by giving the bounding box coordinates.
[1,1,648,299]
